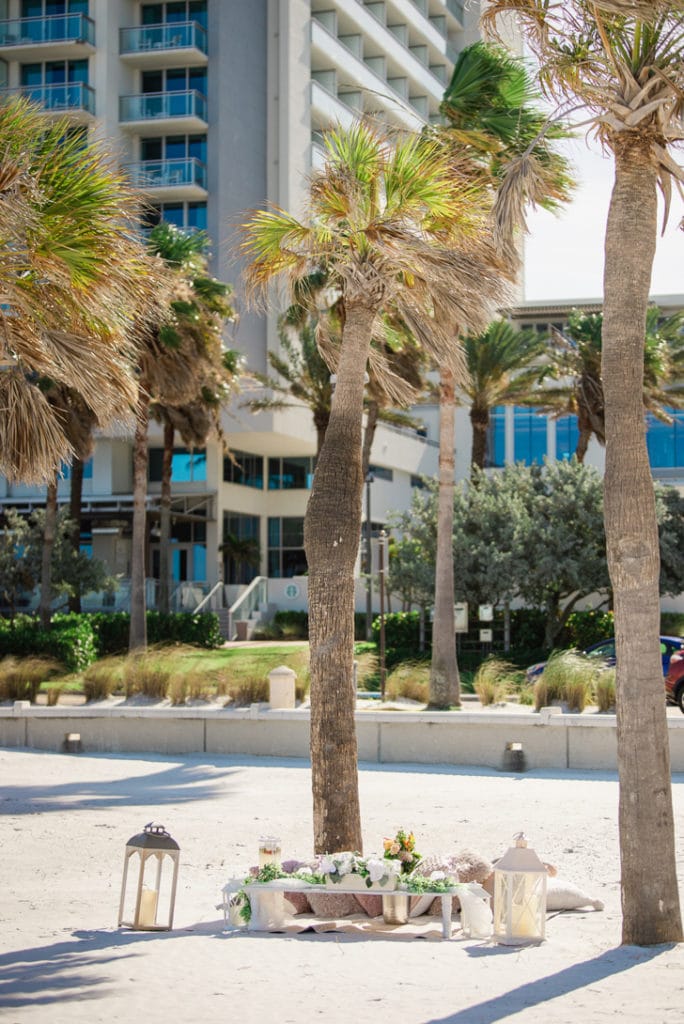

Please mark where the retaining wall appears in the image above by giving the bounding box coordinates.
[3,704,684,771]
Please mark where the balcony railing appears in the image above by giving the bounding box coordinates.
[0,13,95,46]
[126,157,207,190]
[0,81,95,116]
[119,89,207,124]
[120,20,207,56]
[446,0,465,23]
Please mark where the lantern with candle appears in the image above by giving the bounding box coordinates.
[492,833,547,945]
[118,823,180,931]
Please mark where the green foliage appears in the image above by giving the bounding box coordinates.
[564,610,614,650]
[662,612,684,638]
[372,611,421,649]
[89,611,222,655]
[0,614,97,671]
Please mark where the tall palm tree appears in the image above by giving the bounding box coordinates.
[147,226,237,616]
[129,224,236,645]
[242,122,505,853]
[535,307,684,461]
[426,42,573,708]
[484,0,684,947]
[461,320,547,469]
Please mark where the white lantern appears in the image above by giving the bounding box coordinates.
[118,823,180,931]
[493,833,547,944]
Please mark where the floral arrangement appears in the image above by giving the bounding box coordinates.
[383,829,421,875]
[318,851,401,888]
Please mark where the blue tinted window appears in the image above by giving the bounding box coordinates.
[148,447,206,481]
[647,409,684,467]
[187,202,206,229]
[513,407,546,465]
[556,415,579,461]
[486,406,506,468]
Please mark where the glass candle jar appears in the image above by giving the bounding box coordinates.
[258,836,282,868]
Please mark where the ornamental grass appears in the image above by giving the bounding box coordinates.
[0,656,60,703]
[594,667,616,712]
[534,650,593,712]
[473,657,514,706]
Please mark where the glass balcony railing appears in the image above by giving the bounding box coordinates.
[120,20,207,57]
[119,90,207,124]
[126,157,207,190]
[0,81,95,115]
[0,13,95,46]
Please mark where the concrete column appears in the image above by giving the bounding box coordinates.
[267,665,296,708]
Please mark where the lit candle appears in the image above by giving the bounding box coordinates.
[139,888,158,927]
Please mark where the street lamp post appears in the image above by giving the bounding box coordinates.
[365,471,374,641]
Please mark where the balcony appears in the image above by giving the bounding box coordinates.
[0,14,95,60]
[119,90,207,134]
[125,157,208,200]
[0,81,95,122]
[120,21,208,68]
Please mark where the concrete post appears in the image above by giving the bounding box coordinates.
[267,665,296,709]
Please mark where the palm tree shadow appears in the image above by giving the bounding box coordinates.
[0,923,224,1010]
[425,944,674,1024]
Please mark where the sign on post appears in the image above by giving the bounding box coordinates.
[454,602,469,633]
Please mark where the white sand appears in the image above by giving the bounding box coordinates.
[2,748,684,1023]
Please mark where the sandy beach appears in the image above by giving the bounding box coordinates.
[2,747,684,1023]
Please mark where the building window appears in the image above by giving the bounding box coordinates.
[148,447,207,482]
[268,517,307,578]
[60,456,93,480]
[21,57,88,87]
[140,133,206,163]
[647,409,684,468]
[410,474,427,489]
[142,0,207,28]
[223,450,263,488]
[142,200,207,232]
[223,512,260,585]
[367,464,393,482]
[486,406,506,468]
[267,456,315,490]
[141,66,207,96]
[513,407,547,465]
[21,1,89,15]
[556,415,580,461]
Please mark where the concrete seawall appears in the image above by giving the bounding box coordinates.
[3,704,684,771]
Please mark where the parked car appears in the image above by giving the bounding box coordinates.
[526,636,684,685]
[665,649,684,712]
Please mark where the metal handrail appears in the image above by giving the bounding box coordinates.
[228,576,267,639]
[194,580,224,614]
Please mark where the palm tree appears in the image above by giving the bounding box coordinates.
[461,320,547,469]
[484,0,684,947]
[535,307,684,461]
[0,97,162,486]
[129,224,236,644]
[242,122,506,853]
[426,42,573,708]
[147,226,237,616]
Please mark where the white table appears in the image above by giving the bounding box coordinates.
[220,878,458,939]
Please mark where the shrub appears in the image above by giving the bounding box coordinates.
[273,610,309,639]
[385,661,429,703]
[46,685,63,706]
[594,668,616,712]
[225,676,268,706]
[373,611,420,650]
[89,611,223,655]
[0,615,96,672]
[82,657,125,702]
[0,656,60,703]
[122,650,174,699]
[534,651,593,712]
[662,612,684,638]
[473,657,513,706]
[564,610,614,650]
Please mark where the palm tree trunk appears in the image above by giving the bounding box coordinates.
[39,475,58,630]
[158,417,174,615]
[129,389,150,651]
[304,299,373,854]
[429,365,460,708]
[602,144,682,945]
[68,457,84,613]
[470,407,490,470]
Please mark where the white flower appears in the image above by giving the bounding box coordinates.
[319,855,337,876]
[365,857,387,883]
[386,859,402,879]
[336,852,355,877]
[430,870,446,881]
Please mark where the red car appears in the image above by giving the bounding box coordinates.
[666,650,684,712]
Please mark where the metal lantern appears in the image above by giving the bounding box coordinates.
[118,823,180,931]
[493,833,547,945]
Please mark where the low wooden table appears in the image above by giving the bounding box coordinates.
[220,878,458,939]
